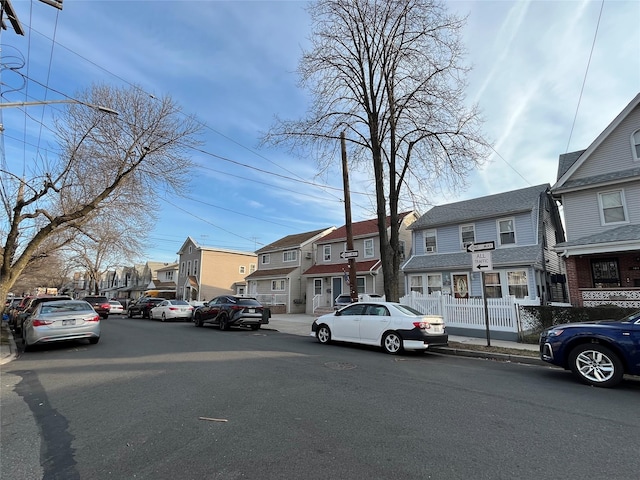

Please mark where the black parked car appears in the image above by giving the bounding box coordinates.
[539,310,640,388]
[127,297,165,319]
[83,295,111,319]
[193,295,270,330]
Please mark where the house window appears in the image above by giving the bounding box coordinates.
[507,270,528,298]
[249,263,256,273]
[187,261,192,276]
[323,245,331,261]
[460,224,475,250]
[271,279,285,291]
[261,254,270,265]
[314,279,323,295]
[166,271,174,280]
[364,239,374,258]
[598,190,627,224]
[283,250,297,262]
[399,241,406,260]
[410,275,423,293]
[498,218,516,245]
[427,274,442,294]
[181,262,185,275]
[591,258,620,288]
[356,277,366,294]
[188,246,192,254]
[632,129,640,161]
[239,266,246,274]
[193,260,198,276]
[424,229,437,253]
[485,272,502,298]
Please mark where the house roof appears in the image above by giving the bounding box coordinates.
[177,236,256,257]
[245,267,298,280]
[402,245,543,272]
[553,224,640,256]
[409,184,550,230]
[255,227,335,254]
[320,211,416,242]
[302,259,381,276]
[156,263,178,272]
[553,92,640,192]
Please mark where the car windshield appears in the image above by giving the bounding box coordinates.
[41,302,93,314]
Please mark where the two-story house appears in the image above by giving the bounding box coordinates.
[147,262,179,297]
[302,212,419,314]
[402,184,566,304]
[176,236,257,302]
[245,227,336,314]
[551,93,640,308]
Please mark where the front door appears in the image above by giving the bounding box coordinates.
[452,273,469,299]
[332,277,343,303]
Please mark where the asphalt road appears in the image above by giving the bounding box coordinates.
[1,316,639,480]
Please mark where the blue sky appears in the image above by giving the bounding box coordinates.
[2,0,639,263]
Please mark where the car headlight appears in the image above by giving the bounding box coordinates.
[546,329,564,337]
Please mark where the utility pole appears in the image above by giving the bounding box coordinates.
[341,131,358,303]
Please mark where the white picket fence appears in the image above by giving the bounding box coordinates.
[400,291,540,341]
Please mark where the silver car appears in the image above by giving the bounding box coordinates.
[22,300,101,351]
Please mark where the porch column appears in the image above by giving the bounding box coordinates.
[565,256,582,307]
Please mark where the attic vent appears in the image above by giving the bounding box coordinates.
[305,252,312,259]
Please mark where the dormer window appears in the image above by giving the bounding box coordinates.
[632,129,640,161]
[424,229,437,253]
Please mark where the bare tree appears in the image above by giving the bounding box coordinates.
[263,0,490,301]
[0,84,202,301]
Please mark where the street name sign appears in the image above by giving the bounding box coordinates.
[472,251,493,271]
[340,250,359,259]
[466,241,495,253]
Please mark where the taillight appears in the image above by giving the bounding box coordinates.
[230,305,244,311]
[169,307,178,311]
[101,303,110,309]
[32,319,53,326]
[413,321,431,330]
[87,315,100,322]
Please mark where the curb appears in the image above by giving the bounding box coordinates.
[429,346,546,366]
[0,322,17,366]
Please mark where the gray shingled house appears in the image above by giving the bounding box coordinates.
[551,93,640,308]
[402,184,566,304]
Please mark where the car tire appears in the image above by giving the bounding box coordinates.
[88,337,100,345]
[194,314,203,327]
[250,324,261,331]
[22,329,31,352]
[382,331,403,355]
[219,316,230,331]
[127,310,133,318]
[317,325,331,344]
[568,343,624,388]
[161,313,166,322]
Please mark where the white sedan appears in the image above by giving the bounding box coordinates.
[149,299,194,322]
[311,301,448,354]
[108,300,124,315]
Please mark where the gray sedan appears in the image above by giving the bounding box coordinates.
[22,300,101,350]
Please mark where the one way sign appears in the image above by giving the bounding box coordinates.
[472,251,493,271]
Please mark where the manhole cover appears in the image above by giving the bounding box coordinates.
[324,361,357,370]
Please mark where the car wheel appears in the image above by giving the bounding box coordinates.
[22,330,31,352]
[219,316,230,331]
[88,337,100,345]
[161,313,166,322]
[568,343,624,388]
[382,331,403,355]
[194,315,203,327]
[317,325,331,344]
[250,324,261,331]
[127,310,133,318]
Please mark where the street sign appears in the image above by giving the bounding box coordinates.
[340,250,359,259]
[472,251,493,271]
[466,241,495,253]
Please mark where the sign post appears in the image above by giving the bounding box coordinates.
[467,242,496,347]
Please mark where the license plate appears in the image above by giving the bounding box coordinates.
[248,308,255,313]
[62,319,76,326]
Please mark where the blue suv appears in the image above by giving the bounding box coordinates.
[539,310,640,387]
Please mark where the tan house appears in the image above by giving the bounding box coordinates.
[245,227,336,314]
[302,211,419,314]
[176,237,257,302]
